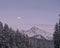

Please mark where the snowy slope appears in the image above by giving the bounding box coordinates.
[20,26,53,40]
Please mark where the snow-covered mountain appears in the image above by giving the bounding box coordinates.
[20,26,53,40]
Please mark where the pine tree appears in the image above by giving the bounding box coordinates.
[0,21,3,32]
[58,19,60,48]
[3,24,9,32]
[53,23,59,48]
[53,19,60,48]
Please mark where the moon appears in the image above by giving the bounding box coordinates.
[17,16,21,19]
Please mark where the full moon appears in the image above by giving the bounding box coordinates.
[17,16,21,19]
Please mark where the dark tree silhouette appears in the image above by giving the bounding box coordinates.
[0,21,3,32]
[53,19,60,48]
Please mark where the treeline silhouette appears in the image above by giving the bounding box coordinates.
[0,21,32,48]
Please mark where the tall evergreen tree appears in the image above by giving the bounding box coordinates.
[58,19,60,48]
[53,19,60,48]
[3,24,9,32]
[0,21,3,32]
[53,23,59,48]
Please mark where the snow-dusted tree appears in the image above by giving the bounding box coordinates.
[3,24,9,32]
[53,19,60,48]
[0,21,3,32]
[53,23,59,48]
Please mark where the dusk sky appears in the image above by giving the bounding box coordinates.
[0,0,60,32]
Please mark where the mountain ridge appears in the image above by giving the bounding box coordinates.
[20,26,53,40]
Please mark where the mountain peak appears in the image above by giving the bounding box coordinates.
[30,26,40,30]
[20,26,53,40]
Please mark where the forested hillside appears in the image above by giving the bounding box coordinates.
[0,21,31,48]
[0,21,54,48]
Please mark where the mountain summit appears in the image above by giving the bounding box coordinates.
[20,26,53,40]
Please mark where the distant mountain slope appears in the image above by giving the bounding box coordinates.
[20,26,53,40]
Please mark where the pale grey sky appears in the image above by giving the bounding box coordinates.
[0,0,60,32]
